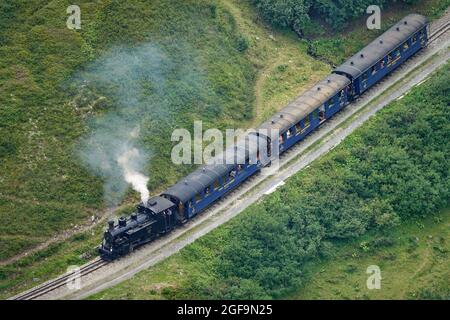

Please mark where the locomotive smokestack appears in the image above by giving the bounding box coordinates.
[118,217,127,227]
[108,219,115,230]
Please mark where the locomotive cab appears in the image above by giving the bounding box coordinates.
[99,196,177,260]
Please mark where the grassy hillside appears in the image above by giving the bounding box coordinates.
[0,0,327,263]
[90,62,449,300]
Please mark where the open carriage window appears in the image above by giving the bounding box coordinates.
[229,169,236,180]
[319,105,325,121]
[403,41,409,51]
[339,90,345,101]
[303,115,310,129]
[327,98,334,107]
[371,65,377,75]
[214,179,220,189]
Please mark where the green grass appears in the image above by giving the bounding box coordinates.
[89,61,450,300]
[0,224,103,299]
[294,208,450,300]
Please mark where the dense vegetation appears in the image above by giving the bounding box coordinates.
[295,208,449,299]
[251,0,421,35]
[92,63,450,299]
[306,0,450,65]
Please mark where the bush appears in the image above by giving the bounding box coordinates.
[252,0,415,35]
[236,35,249,52]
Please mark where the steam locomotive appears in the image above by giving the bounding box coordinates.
[99,14,428,260]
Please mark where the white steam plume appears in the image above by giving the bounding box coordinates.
[117,148,150,205]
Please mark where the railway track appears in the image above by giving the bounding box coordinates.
[8,12,450,301]
[10,258,109,300]
[429,20,450,44]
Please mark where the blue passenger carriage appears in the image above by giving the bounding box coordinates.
[258,74,351,153]
[163,134,267,220]
[333,14,428,97]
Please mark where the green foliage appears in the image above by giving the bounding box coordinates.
[251,0,448,36]
[236,35,250,52]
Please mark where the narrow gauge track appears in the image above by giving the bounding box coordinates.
[10,259,109,300]
[429,20,450,44]
[9,13,450,300]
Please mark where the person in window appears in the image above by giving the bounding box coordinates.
[380,60,385,69]
[339,90,345,103]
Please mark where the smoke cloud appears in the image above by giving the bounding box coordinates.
[75,44,169,206]
[74,41,217,206]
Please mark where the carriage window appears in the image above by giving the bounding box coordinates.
[214,179,220,189]
[380,59,385,69]
[387,54,393,63]
[403,41,409,51]
[327,99,334,107]
[279,135,284,144]
[195,194,202,203]
[420,30,424,38]
[319,105,325,121]
[286,129,292,138]
[295,123,302,133]
[362,72,368,81]
[371,65,377,75]
[412,34,417,44]
[237,164,243,172]
[339,90,345,101]
[303,116,310,129]
[189,201,193,208]
[229,169,236,180]
[204,186,211,195]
